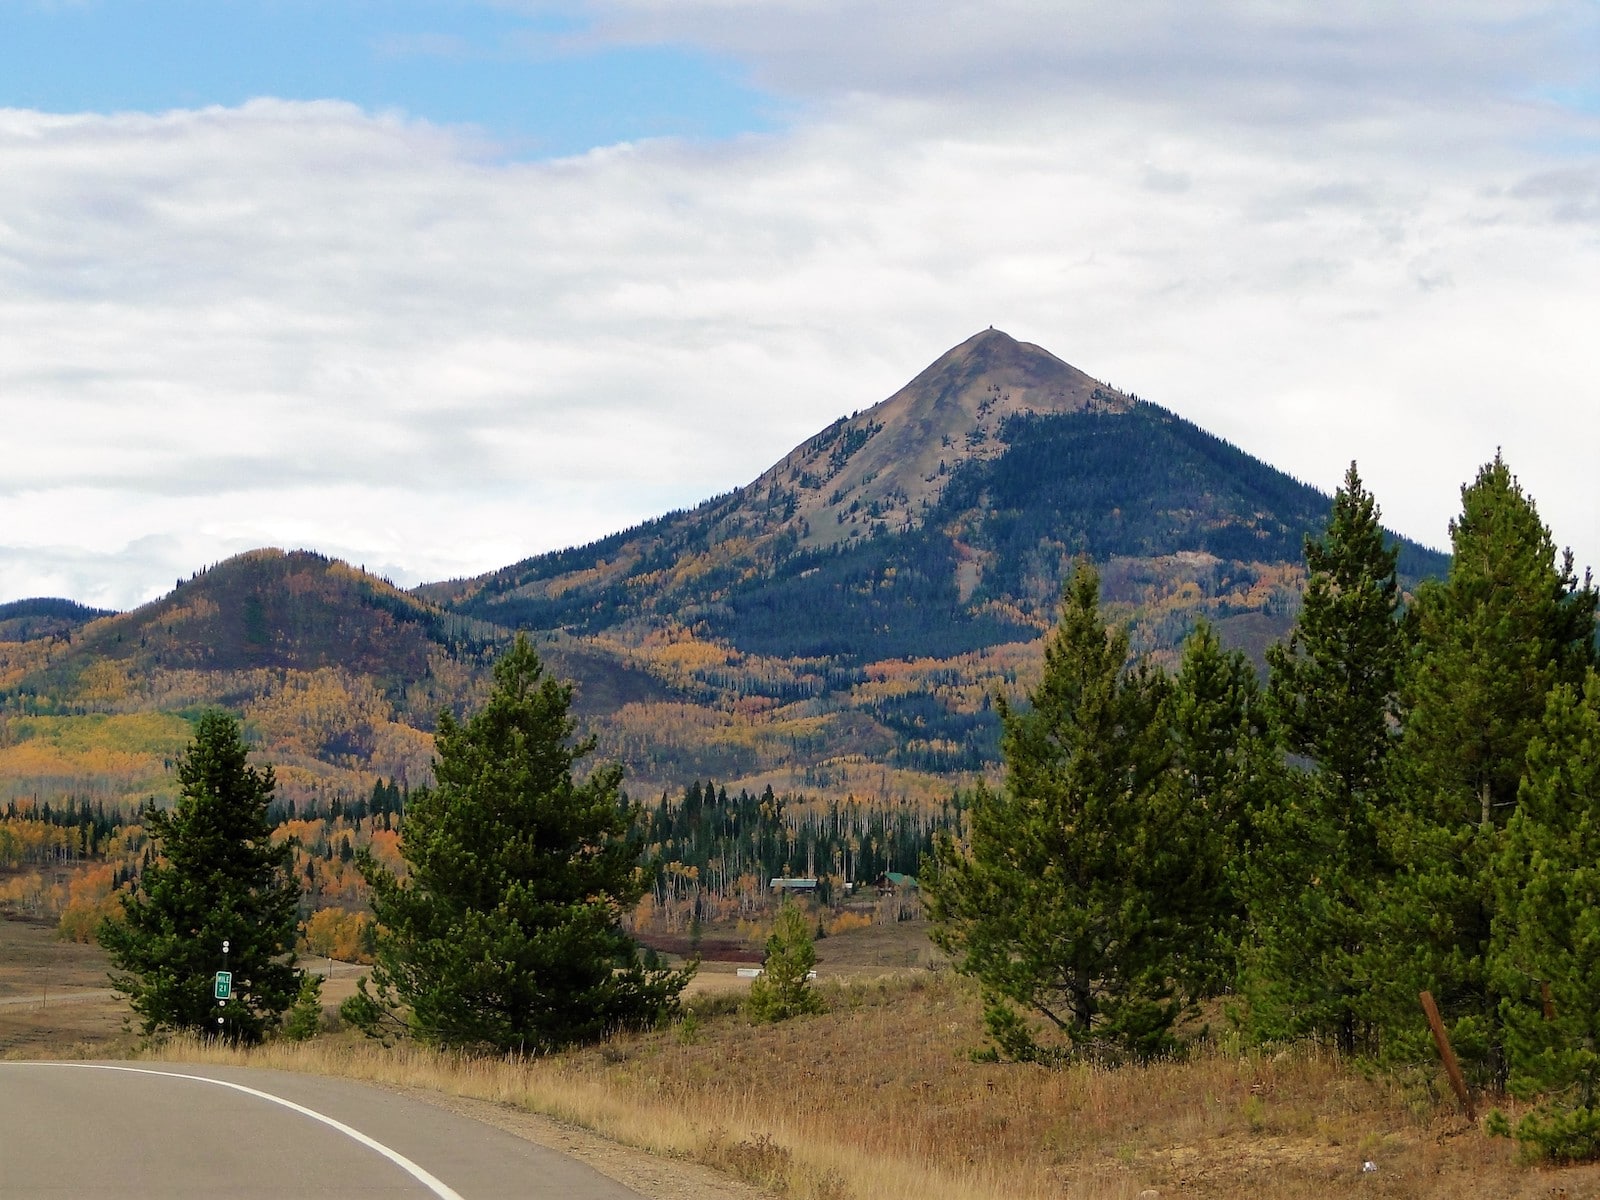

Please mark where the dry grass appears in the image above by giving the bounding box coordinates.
[0,914,134,1059]
[13,913,1600,1199]
[147,969,1600,1200]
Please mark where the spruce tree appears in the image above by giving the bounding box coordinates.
[350,634,690,1052]
[1375,454,1596,1083]
[1250,462,1403,1053]
[925,561,1188,1062]
[745,900,824,1022]
[1170,619,1267,998]
[99,711,304,1043]
[1490,672,1600,1158]
[1267,461,1403,809]
[1399,454,1594,831]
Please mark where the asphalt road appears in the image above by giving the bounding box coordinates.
[0,1062,645,1199]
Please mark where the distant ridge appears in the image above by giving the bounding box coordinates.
[0,597,114,642]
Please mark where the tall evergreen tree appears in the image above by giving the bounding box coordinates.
[925,561,1189,1062]
[1250,463,1403,1053]
[99,711,304,1043]
[1375,453,1596,1083]
[1490,672,1600,1158]
[1170,619,1267,998]
[1267,461,1403,809]
[1399,454,1595,831]
[350,634,690,1053]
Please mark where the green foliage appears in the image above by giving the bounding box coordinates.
[97,711,304,1043]
[745,901,824,1022]
[1267,462,1403,810]
[926,562,1195,1062]
[355,634,691,1053]
[1503,1105,1600,1164]
[281,972,324,1041]
[1373,454,1597,1086]
[1170,619,1267,997]
[645,781,950,909]
[1250,463,1402,1053]
[1399,454,1596,833]
[1489,673,1600,1150]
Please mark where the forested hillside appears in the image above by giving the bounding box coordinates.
[0,597,113,643]
[437,334,1444,668]
[0,330,1463,938]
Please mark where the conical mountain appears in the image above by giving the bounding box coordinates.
[433,329,1444,664]
[756,328,1133,552]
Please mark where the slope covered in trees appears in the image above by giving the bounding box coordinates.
[437,378,1446,665]
[0,332,1452,822]
[0,598,114,643]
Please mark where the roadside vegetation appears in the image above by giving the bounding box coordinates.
[4,450,1598,1195]
[8,912,1600,1198]
[140,964,1592,1200]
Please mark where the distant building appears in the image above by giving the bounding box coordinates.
[769,877,818,892]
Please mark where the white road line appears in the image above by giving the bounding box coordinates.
[6,1062,465,1200]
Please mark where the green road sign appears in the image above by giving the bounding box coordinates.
[214,971,233,1000]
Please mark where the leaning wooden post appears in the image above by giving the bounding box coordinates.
[1419,990,1475,1121]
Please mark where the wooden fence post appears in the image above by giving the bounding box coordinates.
[1419,990,1475,1121]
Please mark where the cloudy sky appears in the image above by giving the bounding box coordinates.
[3,1,1597,611]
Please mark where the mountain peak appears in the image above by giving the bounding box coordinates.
[752,329,1131,551]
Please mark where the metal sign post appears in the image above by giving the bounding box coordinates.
[216,939,232,1034]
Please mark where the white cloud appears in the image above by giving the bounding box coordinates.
[3,3,1599,608]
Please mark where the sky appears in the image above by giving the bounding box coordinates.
[2,1,1597,611]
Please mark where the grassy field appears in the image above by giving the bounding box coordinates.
[6,913,1598,1199]
[0,914,131,1057]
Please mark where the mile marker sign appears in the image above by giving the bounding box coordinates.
[214,971,233,1000]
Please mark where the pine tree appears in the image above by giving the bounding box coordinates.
[1375,454,1596,1083]
[745,900,824,1022]
[1250,463,1403,1053]
[925,561,1187,1062]
[282,973,326,1042]
[1170,619,1267,998]
[350,634,691,1052]
[98,711,304,1043]
[1267,461,1403,810]
[1489,672,1600,1159]
[1399,454,1595,831]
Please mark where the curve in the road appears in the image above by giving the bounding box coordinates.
[14,1062,465,1200]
